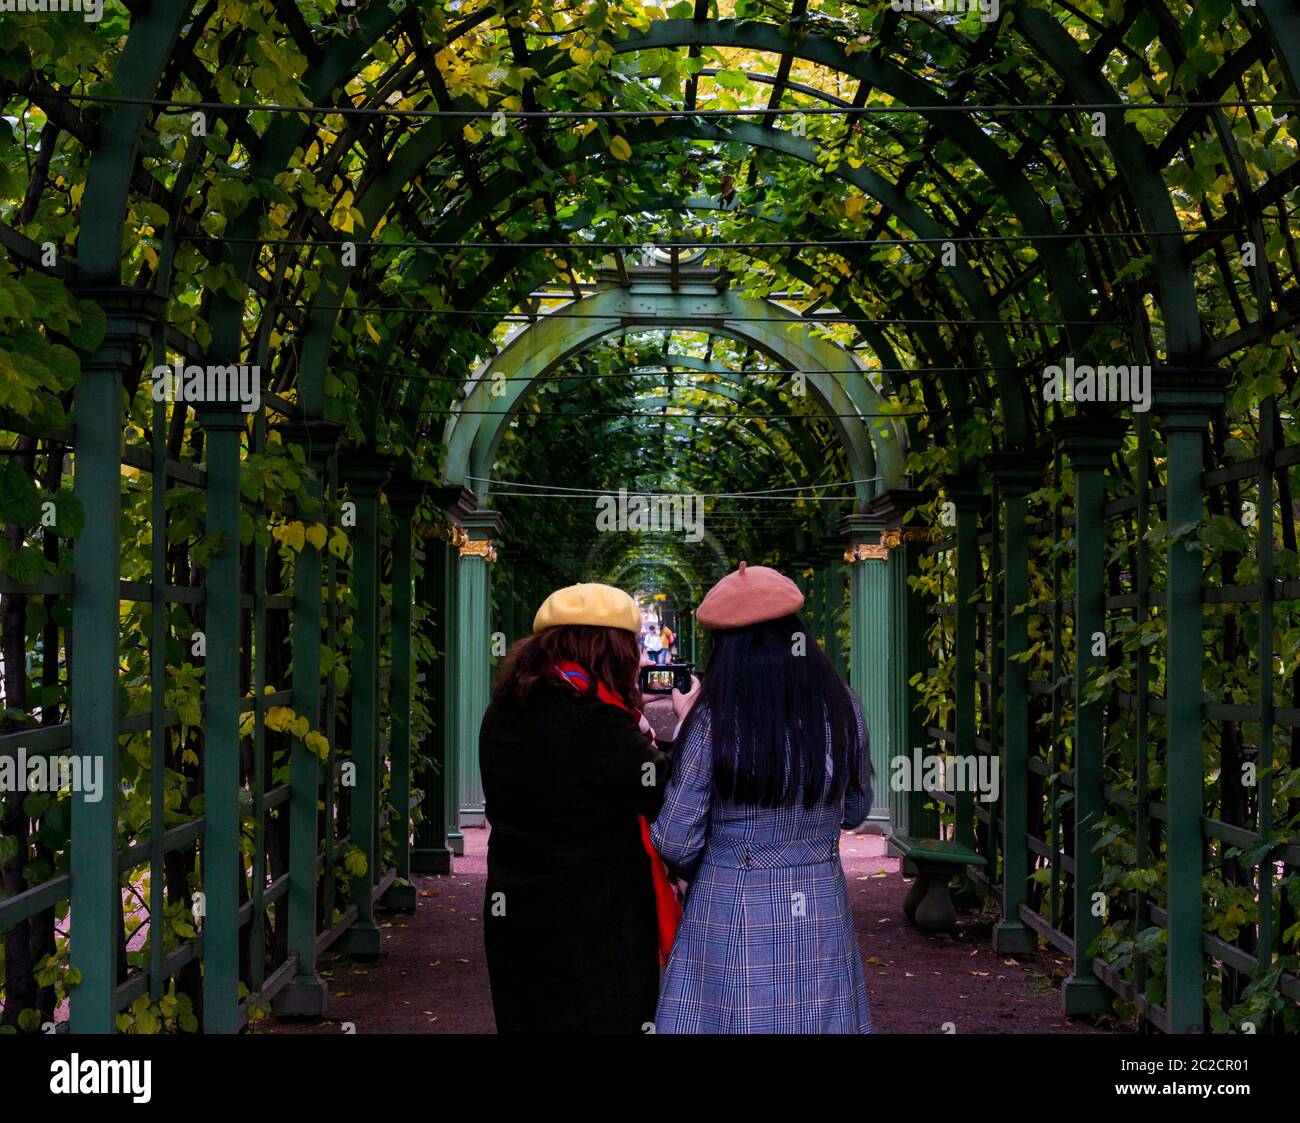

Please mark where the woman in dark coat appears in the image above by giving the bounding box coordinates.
[479,582,686,1034]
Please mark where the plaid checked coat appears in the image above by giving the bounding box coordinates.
[650,700,873,1034]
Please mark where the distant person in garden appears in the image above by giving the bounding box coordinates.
[651,562,873,1034]
[660,623,675,660]
[478,583,694,1033]
[644,623,664,664]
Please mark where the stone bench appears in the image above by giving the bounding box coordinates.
[891,836,987,935]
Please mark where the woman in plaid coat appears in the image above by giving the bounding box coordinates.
[651,563,873,1034]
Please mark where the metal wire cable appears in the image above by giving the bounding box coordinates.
[44,91,1300,117]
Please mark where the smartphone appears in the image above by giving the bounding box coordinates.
[639,663,694,695]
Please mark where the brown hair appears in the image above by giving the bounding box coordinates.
[492,625,642,712]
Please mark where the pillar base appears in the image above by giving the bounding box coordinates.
[992,920,1036,956]
[1061,972,1112,1016]
[272,973,327,1018]
[447,829,465,857]
[380,881,418,912]
[411,847,453,874]
[459,809,486,829]
[340,920,383,960]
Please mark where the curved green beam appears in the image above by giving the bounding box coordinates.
[133,10,1253,439]
[608,560,698,605]
[601,19,1194,354]
[539,349,840,481]
[440,285,903,506]
[287,55,1111,453]
[360,117,1027,444]
[1012,6,1203,361]
[584,523,732,580]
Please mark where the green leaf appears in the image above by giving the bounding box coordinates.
[69,300,107,352]
[50,492,86,539]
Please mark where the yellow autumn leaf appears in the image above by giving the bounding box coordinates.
[264,706,295,732]
[608,135,632,161]
[275,520,306,553]
[305,522,328,550]
[844,196,867,221]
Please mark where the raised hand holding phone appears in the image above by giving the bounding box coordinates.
[671,674,701,721]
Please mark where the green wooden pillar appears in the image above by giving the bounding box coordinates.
[842,516,891,829]
[444,528,464,856]
[988,455,1045,956]
[948,479,982,851]
[338,454,392,957]
[500,564,516,656]
[886,532,916,837]
[196,403,246,1032]
[275,420,341,1016]
[823,550,848,679]
[67,289,161,1033]
[1157,368,1226,1033]
[1056,421,1124,1015]
[413,531,454,874]
[381,476,425,912]
[455,510,503,828]
[898,530,939,840]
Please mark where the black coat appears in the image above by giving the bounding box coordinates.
[480,679,669,1034]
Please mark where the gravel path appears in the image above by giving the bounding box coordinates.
[262,823,1113,1035]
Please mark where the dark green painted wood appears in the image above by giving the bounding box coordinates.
[1056,420,1124,1015]
[338,458,391,956]
[989,457,1042,956]
[844,517,891,828]
[444,538,464,858]
[891,836,987,866]
[1158,368,1228,1033]
[383,482,422,911]
[950,480,981,851]
[277,424,336,1015]
[197,406,245,1033]
[68,293,160,1031]
[413,537,453,874]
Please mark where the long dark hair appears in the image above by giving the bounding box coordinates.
[680,614,863,808]
[492,624,641,712]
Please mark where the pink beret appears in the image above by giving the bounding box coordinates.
[695,561,805,630]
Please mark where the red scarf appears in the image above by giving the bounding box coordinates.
[555,659,682,965]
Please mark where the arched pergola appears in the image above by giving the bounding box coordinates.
[2,1,1296,1039]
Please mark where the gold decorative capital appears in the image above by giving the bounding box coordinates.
[880,527,941,549]
[445,524,469,548]
[844,543,888,563]
[459,538,498,562]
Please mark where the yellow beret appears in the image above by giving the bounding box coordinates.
[533,583,641,634]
